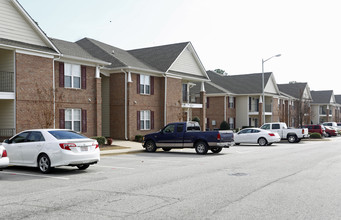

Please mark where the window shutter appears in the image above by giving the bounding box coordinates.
[151,111,154,129]
[81,66,86,89]
[59,62,64,88]
[249,97,252,111]
[137,111,141,130]
[228,97,230,108]
[59,109,65,129]
[150,76,154,95]
[137,74,140,94]
[207,97,209,108]
[234,97,236,108]
[234,118,236,129]
[82,109,87,133]
[207,118,210,131]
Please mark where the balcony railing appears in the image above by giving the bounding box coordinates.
[0,71,14,92]
[0,128,15,137]
[249,104,272,112]
[319,109,332,115]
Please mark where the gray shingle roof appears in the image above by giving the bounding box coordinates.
[311,90,334,104]
[190,82,226,96]
[0,38,57,54]
[76,38,160,71]
[128,42,189,72]
[50,38,105,63]
[206,70,272,94]
[277,82,308,99]
[335,95,341,104]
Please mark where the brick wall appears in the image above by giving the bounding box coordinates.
[55,61,100,137]
[16,53,54,132]
[166,77,182,124]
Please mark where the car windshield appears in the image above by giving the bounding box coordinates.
[48,130,87,140]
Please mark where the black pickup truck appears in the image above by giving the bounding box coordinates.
[143,121,234,154]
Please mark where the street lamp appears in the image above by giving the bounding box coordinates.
[262,54,281,124]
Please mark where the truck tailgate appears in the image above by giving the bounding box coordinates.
[219,130,234,142]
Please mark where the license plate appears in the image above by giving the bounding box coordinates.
[81,146,88,151]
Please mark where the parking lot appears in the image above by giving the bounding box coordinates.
[1,137,341,219]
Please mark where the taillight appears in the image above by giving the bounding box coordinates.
[217,133,221,141]
[59,143,76,150]
[93,143,99,149]
[269,133,275,136]
[2,149,7,157]
[302,129,304,134]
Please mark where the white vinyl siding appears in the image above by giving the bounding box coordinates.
[0,0,47,46]
[0,100,15,129]
[64,63,81,89]
[101,76,110,137]
[65,109,81,132]
[140,110,151,130]
[169,47,203,77]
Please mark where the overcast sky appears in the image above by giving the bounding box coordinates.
[19,0,341,94]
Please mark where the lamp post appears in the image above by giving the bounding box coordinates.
[262,54,281,124]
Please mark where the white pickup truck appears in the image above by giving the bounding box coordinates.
[260,122,309,143]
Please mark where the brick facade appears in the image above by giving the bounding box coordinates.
[15,53,54,132]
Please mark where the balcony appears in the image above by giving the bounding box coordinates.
[249,104,272,113]
[0,128,15,139]
[0,71,14,92]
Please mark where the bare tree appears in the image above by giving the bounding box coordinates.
[295,89,311,126]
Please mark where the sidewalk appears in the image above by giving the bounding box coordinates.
[100,140,145,155]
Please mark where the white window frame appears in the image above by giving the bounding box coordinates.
[140,75,150,95]
[229,117,234,129]
[65,63,81,89]
[229,96,235,108]
[140,110,151,130]
[65,108,81,132]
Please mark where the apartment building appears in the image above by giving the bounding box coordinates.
[310,90,340,124]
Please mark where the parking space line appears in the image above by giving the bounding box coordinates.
[96,165,135,169]
[1,171,70,180]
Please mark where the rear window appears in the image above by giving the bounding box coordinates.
[48,130,87,140]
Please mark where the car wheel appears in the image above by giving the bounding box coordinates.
[211,147,222,153]
[145,140,157,152]
[38,154,52,174]
[296,138,302,143]
[235,143,240,146]
[258,138,268,146]
[195,141,208,155]
[162,148,172,152]
[77,164,90,170]
[287,135,297,143]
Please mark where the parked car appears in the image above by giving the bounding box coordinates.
[234,128,281,146]
[322,122,340,133]
[3,129,100,173]
[143,121,234,154]
[0,145,9,170]
[260,122,309,143]
[324,126,337,137]
[301,125,326,137]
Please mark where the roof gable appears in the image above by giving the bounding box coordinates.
[0,0,58,53]
[311,90,335,104]
[277,82,312,100]
[206,70,277,95]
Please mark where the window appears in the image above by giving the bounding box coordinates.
[272,124,280,129]
[27,131,45,142]
[10,132,30,143]
[48,130,87,139]
[163,124,175,133]
[229,97,235,108]
[65,63,81,89]
[140,75,150,94]
[229,117,235,129]
[140,110,151,130]
[65,109,81,132]
[177,124,184,133]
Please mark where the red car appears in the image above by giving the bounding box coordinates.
[324,126,337,137]
[301,125,326,136]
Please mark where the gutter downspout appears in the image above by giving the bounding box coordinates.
[164,75,167,126]
[53,55,62,128]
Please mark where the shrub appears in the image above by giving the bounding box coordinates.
[220,121,230,130]
[192,116,200,124]
[91,136,106,146]
[106,137,113,145]
[135,135,144,142]
[310,133,322,139]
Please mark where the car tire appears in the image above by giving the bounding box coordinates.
[145,140,157,152]
[267,143,273,146]
[162,148,172,152]
[195,141,208,155]
[235,143,240,146]
[38,154,53,174]
[77,164,90,170]
[211,147,222,153]
[287,135,297,143]
[258,138,268,146]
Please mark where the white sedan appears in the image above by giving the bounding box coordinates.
[3,129,100,173]
[234,128,281,146]
[0,145,9,170]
